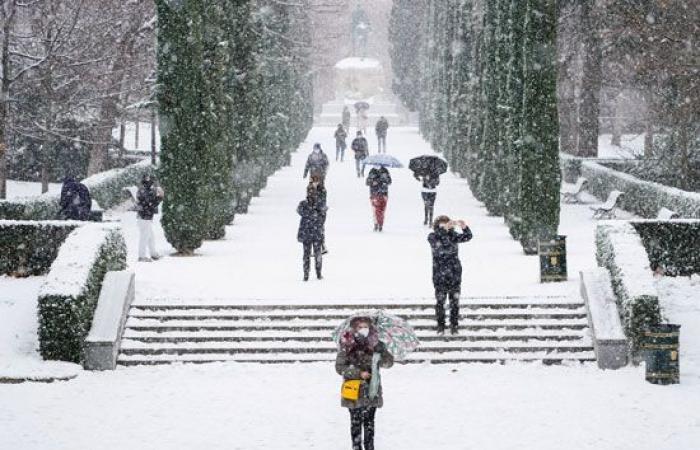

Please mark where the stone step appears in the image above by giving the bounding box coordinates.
[117,350,597,365]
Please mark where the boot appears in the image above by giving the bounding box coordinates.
[316,269,323,280]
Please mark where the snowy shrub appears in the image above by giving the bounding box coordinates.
[595,222,661,352]
[37,224,127,363]
[0,160,153,220]
[632,220,700,276]
[0,221,78,275]
[577,159,700,218]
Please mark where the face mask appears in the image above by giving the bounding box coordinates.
[356,327,370,338]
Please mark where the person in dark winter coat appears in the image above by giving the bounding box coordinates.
[303,143,330,180]
[427,216,473,334]
[307,174,328,254]
[136,174,164,262]
[59,177,91,221]
[416,173,440,226]
[366,166,392,232]
[297,193,325,281]
[334,124,348,162]
[351,131,369,178]
[342,106,351,131]
[375,116,389,153]
[336,317,394,450]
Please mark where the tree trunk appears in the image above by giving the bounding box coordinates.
[150,108,157,165]
[577,0,601,158]
[118,121,126,159]
[0,1,17,199]
[134,120,140,149]
[611,92,622,146]
[644,93,654,158]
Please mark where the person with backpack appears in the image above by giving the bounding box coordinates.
[336,317,394,450]
[59,176,91,221]
[366,166,392,232]
[375,116,389,153]
[427,216,473,335]
[136,174,164,262]
[334,124,348,162]
[351,131,369,178]
[297,191,326,281]
[307,174,329,255]
[303,143,330,181]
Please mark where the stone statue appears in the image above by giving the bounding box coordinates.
[351,5,370,57]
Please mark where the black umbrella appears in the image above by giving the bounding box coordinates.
[354,101,370,112]
[409,155,448,177]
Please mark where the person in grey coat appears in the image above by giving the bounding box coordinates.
[303,143,330,180]
[336,317,394,450]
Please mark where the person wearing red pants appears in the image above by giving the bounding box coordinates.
[365,166,392,232]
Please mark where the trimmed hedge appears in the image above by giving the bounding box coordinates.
[595,221,662,352]
[560,155,700,218]
[631,220,700,276]
[37,224,127,363]
[0,160,153,220]
[0,221,79,276]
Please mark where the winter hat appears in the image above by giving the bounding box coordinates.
[313,143,322,151]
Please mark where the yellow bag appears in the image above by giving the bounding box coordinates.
[341,380,362,401]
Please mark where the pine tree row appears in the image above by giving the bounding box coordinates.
[156,0,313,254]
[390,0,561,253]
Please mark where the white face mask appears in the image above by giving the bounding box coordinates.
[356,327,370,338]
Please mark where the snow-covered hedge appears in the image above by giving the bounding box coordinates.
[0,221,79,275]
[561,155,700,218]
[0,160,153,220]
[632,220,700,276]
[37,224,127,363]
[595,221,661,352]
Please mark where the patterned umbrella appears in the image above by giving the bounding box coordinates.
[362,154,403,169]
[332,310,420,362]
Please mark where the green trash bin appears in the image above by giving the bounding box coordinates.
[641,324,680,385]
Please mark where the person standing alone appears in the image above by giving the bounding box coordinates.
[351,131,369,178]
[366,166,392,232]
[136,174,164,262]
[427,216,473,334]
[375,116,389,153]
[417,173,440,226]
[297,193,325,281]
[334,124,348,162]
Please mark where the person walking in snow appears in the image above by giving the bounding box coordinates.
[375,116,389,153]
[59,176,91,221]
[342,106,351,132]
[427,216,473,335]
[416,173,440,226]
[297,192,325,281]
[366,166,392,232]
[336,317,394,450]
[334,124,348,162]
[351,131,369,178]
[307,174,329,255]
[303,143,330,181]
[136,174,164,262]
[357,109,369,135]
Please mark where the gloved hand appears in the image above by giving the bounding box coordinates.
[373,342,386,353]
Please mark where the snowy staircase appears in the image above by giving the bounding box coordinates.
[117,296,596,366]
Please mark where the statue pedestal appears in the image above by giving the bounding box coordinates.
[334,57,385,101]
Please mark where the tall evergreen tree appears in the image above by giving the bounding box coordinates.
[518,0,561,253]
[389,0,425,112]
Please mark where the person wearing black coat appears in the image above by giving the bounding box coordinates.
[136,174,164,262]
[417,173,440,226]
[59,177,91,221]
[366,166,392,232]
[427,216,473,334]
[307,175,328,255]
[351,132,369,178]
[334,124,348,162]
[297,194,325,281]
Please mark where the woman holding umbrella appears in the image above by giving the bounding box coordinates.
[366,165,392,232]
[336,317,394,450]
[409,155,448,226]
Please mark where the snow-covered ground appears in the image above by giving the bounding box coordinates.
[597,133,648,159]
[5,180,61,200]
[2,127,698,449]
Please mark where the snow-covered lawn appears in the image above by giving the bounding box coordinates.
[1,362,698,450]
[5,180,61,200]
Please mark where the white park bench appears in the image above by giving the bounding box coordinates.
[657,207,680,220]
[561,177,588,203]
[591,190,624,219]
